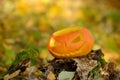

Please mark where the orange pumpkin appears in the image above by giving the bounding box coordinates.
[48,27,94,58]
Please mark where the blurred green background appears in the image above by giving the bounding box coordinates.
[0,0,120,75]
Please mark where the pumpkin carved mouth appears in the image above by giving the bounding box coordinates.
[48,27,94,58]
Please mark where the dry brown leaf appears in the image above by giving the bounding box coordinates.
[47,71,56,80]
[73,58,98,80]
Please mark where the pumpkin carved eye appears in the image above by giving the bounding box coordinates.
[70,32,84,44]
[71,35,81,43]
[48,27,94,58]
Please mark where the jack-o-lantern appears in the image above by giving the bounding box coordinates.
[48,27,94,58]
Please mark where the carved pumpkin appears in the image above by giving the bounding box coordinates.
[48,27,94,58]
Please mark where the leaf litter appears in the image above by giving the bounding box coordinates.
[1,49,120,80]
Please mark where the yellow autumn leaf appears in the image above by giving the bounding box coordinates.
[39,49,48,59]
[15,0,30,15]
